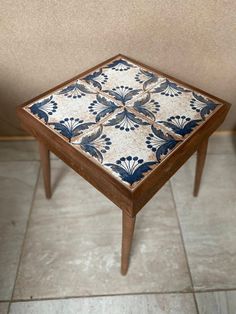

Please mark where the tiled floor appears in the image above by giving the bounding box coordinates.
[0,134,235,314]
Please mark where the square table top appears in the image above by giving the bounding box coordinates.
[18,54,230,214]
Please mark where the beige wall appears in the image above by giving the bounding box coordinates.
[1,0,236,136]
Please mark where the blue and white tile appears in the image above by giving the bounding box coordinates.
[81,58,164,105]
[24,81,121,142]
[127,84,220,138]
[72,108,181,187]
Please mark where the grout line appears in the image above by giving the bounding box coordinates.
[7,165,41,314]
[169,181,200,314]
[10,291,195,303]
[195,287,236,293]
[7,286,236,304]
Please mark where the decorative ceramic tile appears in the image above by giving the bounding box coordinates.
[23,55,221,188]
[127,83,219,138]
[72,108,181,187]
[24,81,122,142]
[81,58,164,104]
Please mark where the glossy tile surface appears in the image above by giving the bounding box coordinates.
[171,154,236,290]
[196,291,236,314]
[0,161,39,300]
[13,159,191,299]
[23,56,222,187]
[10,294,197,314]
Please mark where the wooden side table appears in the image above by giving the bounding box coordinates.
[17,54,230,275]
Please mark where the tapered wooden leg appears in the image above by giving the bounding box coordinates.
[193,138,208,197]
[39,141,51,199]
[121,210,136,275]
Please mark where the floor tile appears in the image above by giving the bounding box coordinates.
[171,154,236,290]
[0,161,39,300]
[10,293,197,314]
[196,291,236,314]
[0,141,38,161]
[0,141,58,161]
[0,303,9,314]
[208,134,236,155]
[13,159,191,300]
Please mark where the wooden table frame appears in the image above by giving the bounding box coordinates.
[17,54,231,275]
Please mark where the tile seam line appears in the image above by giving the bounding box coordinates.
[130,103,226,192]
[195,287,236,293]
[9,287,236,303]
[22,54,185,146]
[8,164,41,314]
[169,181,199,314]
[11,290,195,303]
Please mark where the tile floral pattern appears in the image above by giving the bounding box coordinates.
[24,56,221,187]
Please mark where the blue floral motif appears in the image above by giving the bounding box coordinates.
[158,115,202,136]
[152,79,190,97]
[88,94,119,122]
[106,59,134,71]
[190,92,218,119]
[146,125,181,162]
[30,96,57,123]
[133,93,160,121]
[58,82,95,99]
[105,108,149,131]
[104,86,141,104]
[75,126,112,163]
[49,118,94,142]
[105,156,156,185]
[135,69,159,90]
[83,69,108,90]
